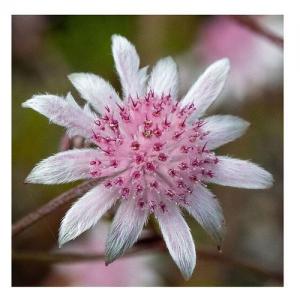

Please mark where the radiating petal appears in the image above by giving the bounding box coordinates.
[208,156,274,189]
[148,57,178,99]
[59,185,118,246]
[22,93,94,138]
[138,65,149,95]
[68,73,122,115]
[25,149,101,184]
[181,58,230,121]
[185,185,225,245]
[203,115,250,150]
[156,204,196,280]
[112,35,144,98]
[105,199,148,264]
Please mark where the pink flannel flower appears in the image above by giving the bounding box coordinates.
[198,16,283,102]
[22,35,273,280]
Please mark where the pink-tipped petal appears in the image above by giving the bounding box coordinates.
[105,200,148,264]
[25,149,102,184]
[22,93,94,138]
[156,205,196,280]
[59,185,118,247]
[203,115,250,149]
[148,57,178,99]
[111,35,145,98]
[68,73,122,115]
[181,58,230,121]
[185,185,225,245]
[209,156,274,189]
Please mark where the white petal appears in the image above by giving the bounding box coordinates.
[112,34,144,98]
[138,65,149,95]
[22,93,94,138]
[59,184,118,246]
[203,115,250,150]
[185,185,225,245]
[209,156,274,189]
[25,149,101,184]
[105,199,148,264]
[181,58,230,121]
[68,73,122,114]
[156,204,196,280]
[148,57,178,99]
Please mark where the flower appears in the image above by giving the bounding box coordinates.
[22,34,273,280]
[197,16,283,103]
[42,222,161,286]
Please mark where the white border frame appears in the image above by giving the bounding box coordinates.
[1,0,299,298]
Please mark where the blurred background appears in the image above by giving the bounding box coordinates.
[12,15,283,287]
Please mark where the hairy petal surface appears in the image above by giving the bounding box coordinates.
[112,35,145,98]
[148,57,178,99]
[185,185,225,245]
[22,93,94,138]
[138,66,149,95]
[68,73,122,115]
[25,149,101,184]
[209,156,274,189]
[59,185,118,247]
[156,205,196,280]
[203,115,250,150]
[181,58,230,121]
[105,200,148,264]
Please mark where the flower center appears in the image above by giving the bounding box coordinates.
[89,91,218,213]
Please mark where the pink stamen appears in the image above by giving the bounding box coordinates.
[89,92,219,211]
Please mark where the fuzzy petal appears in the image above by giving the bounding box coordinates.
[185,185,225,245]
[112,35,145,98]
[209,156,274,189]
[156,205,196,280]
[138,66,149,95]
[105,200,148,264]
[203,115,250,150]
[68,73,122,115]
[181,58,230,121]
[148,57,178,99]
[59,185,118,246]
[22,93,94,138]
[25,149,101,184]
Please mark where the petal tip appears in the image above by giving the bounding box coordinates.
[253,166,274,189]
[58,228,71,248]
[58,238,65,249]
[22,97,39,109]
[180,259,196,281]
[24,176,31,184]
[111,34,130,47]
[104,250,117,266]
[58,241,64,249]
[23,167,47,185]
[219,57,231,70]
[238,118,251,134]
[182,273,192,281]
[111,33,120,41]
[214,57,231,77]
[163,56,176,64]
[24,169,39,184]
[104,237,124,264]
[262,171,274,189]
[244,120,251,129]
[67,72,79,82]
[104,256,115,266]
[21,100,30,108]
